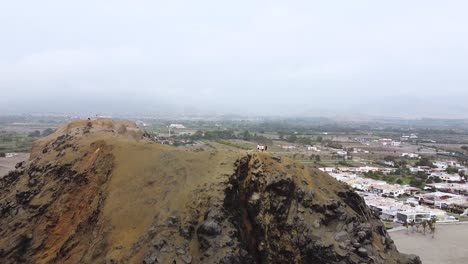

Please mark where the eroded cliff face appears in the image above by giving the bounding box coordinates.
[220,155,420,264]
[0,133,115,263]
[0,120,420,264]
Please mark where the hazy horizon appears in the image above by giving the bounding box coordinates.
[1,1,467,118]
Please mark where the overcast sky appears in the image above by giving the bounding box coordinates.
[1,1,467,118]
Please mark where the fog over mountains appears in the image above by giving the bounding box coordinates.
[1,1,467,118]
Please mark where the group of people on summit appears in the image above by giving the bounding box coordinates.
[257,144,267,152]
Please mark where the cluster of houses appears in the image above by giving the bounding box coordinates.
[400,134,419,141]
[306,145,320,152]
[326,162,468,224]
[2,153,21,158]
[354,137,403,147]
[328,171,410,197]
[402,153,420,159]
[364,195,453,223]
[378,138,402,147]
[408,160,467,182]
[320,166,396,175]
[427,182,468,196]
[281,145,297,150]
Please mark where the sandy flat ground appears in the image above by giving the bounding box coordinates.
[390,223,468,264]
[0,153,29,178]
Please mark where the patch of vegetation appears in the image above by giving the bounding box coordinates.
[363,171,417,186]
[446,167,459,174]
[324,140,343,149]
[215,140,251,150]
[409,178,425,189]
[383,156,408,168]
[42,128,55,136]
[0,133,35,153]
[415,157,436,168]
[28,130,41,138]
[187,130,230,140]
[338,160,354,167]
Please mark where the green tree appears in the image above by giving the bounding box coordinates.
[410,178,424,189]
[396,178,403,184]
[41,128,55,136]
[278,132,284,140]
[446,167,458,174]
[297,137,312,145]
[415,157,435,168]
[315,155,321,162]
[384,156,397,162]
[192,130,203,139]
[242,130,252,141]
[287,134,297,143]
[416,171,428,180]
[28,130,41,138]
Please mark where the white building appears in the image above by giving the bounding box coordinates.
[282,145,296,150]
[382,161,395,167]
[364,195,448,222]
[439,174,462,182]
[402,153,419,159]
[430,172,463,182]
[307,146,321,152]
[336,150,347,157]
[434,161,449,170]
[356,166,379,173]
[319,167,336,173]
[135,120,147,127]
[169,124,186,129]
[397,211,431,223]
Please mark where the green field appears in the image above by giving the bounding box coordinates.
[0,133,35,153]
[214,139,253,150]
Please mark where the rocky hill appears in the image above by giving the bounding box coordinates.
[0,119,420,264]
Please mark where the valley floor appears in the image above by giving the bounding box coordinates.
[0,153,29,178]
[390,222,468,264]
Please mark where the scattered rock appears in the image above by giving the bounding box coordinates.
[143,251,159,264]
[181,254,192,263]
[197,220,222,237]
[334,231,348,242]
[357,247,368,257]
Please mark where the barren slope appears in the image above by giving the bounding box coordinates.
[0,119,420,264]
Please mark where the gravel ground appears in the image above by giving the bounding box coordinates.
[390,222,468,264]
[0,153,29,178]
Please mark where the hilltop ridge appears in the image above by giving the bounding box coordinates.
[0,119,420,263]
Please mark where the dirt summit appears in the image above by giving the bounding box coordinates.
[0,119,421,264]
